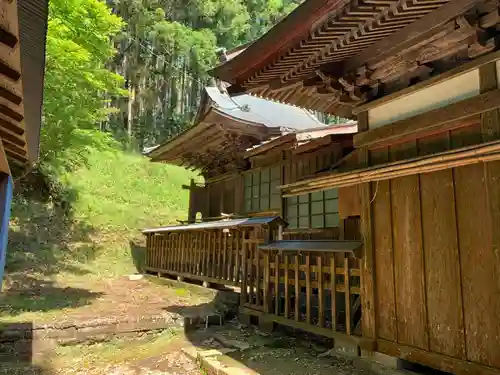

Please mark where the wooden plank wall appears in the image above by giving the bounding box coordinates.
[366,102,500,371]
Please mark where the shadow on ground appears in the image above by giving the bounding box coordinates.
[0,275,103,318]
[129,240,146,272]
[0,322,56,375]
[160,282,369,375]
[7,196,97,277]
[1,185,103,320]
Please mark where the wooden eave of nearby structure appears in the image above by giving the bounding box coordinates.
[142,216,287,233]
[0,0,49,169]
[148,107,281,176]
[209,0,498,117]
[280,139,500,196]
[245,122,358,158]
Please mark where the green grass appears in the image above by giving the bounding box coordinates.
[67,149,197,232]
[3,148,198,302]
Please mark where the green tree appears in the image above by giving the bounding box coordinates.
[104,0,302,150]
[42,0,126,168]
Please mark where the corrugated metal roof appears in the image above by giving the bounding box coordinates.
[18,0,49,163]
[206,87,325,131]
[142,216,287,233]
[259,240,362,255]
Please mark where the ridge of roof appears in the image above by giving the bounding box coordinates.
[205,86,326,130]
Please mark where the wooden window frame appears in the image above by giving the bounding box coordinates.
[244,166,281,213]
[285,188,339,229]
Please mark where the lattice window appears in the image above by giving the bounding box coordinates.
[244,166,281,213]
[285,189,339,229]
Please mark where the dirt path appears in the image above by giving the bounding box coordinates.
[0,276,227,326]
[11,323,374,375]
[0,277,406,375]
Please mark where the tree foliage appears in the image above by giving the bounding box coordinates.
[41,0,304,163]
[42,0,126,166]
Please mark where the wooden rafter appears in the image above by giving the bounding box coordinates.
[211,0,500,116]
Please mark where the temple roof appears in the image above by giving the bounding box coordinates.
[209,0,498,117]
[205,87,324,131]
[148,86,331,177]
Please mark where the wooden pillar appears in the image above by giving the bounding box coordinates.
[187,179,196,223]
[358,110,377,340]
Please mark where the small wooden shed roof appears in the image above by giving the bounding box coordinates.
[209,0,496,117]
[142,216,287,233]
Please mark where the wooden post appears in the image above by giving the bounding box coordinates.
[235,231,241,283]
[275,252,280,316]
[344,257,351,336]
[295,254,300,321]
[277,224,284,240]
[241,230,248,307]
[306,252,311,324]
[331,255,337,331]
[318,255,324,328]
[263,251,270,313]
[359,111,377,340]
[187,179,197,223]
[284,254,289,319]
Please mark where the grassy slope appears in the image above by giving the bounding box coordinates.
[6,148,197,283]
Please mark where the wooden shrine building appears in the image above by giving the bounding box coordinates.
[205,0,500,374]
[144,83,367,340]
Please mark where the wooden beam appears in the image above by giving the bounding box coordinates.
[479,62,500,141]
[354,89,500,149]
[354,50,500,114]
[377,340,500,375]
[226,84,246,97]
[345,0,482,72]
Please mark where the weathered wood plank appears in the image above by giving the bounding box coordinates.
[339,185,361,219]
[331,256,337,331]
[390,143,428,350]
[263,252,270,313]
[222,232,227,279]
[295,254,300,321]
[370,147,397,342]
[284,254,289,319]
[359,148,376,339]
[455,162,500,367]
[420,168,465,359]
[318,255,324,328]
[255,239,261,308]
[306,252,311,324]
[275,252,280,316]
[480,62,500,143]
[241,231,248,306]
[344,257,351,336]
[378,339,500,375]
[217,231,223,279]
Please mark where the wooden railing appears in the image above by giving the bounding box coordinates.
[143,217,363,343]
[241,245,362,339]
[143,217,284,287]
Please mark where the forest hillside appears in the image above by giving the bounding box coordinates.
[6,0,303,285]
